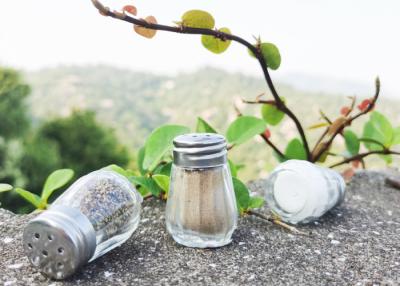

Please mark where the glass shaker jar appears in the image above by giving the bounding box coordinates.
[166,133,238,248]
[23,170,142,279]
[265,160,346,224]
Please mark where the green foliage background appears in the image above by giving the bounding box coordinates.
[1,65,400,212]
[25,66,400,178]
[0,67,130,212]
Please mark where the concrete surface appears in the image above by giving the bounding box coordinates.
[0,171,399,285]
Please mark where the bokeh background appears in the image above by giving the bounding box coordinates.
[1,0,399,212]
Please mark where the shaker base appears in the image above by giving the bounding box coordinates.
[169,229,232,248]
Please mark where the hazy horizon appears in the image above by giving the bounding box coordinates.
[1,0,399,98]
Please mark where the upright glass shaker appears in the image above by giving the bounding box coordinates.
[265,160,346,224]
[23,170,142,279]
[166,133,238,248]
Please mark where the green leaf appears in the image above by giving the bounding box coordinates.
[129,176,162,197]
[152,174,170,194]
[343,130,360,156]
[103,164,129,177]
[362,121,383,151]
[15,188,44,209]
[154,162,172,177]
[248,196,265,209]
[285,138,307,160]
[196,117,217,133]
[261,104,285,126]
[249,43,281,70]
[137,147,147,175]
[181,10,215,29]
[363,111,393,150]
[143,125,190,171]
[228,159,238,178]
[232,177,250,213]
[201,27,231,54]
[226,116,266,145]
[0,183,13,193]
[371,111,393,146]
[392,127,400,146]
[41,169,74,203]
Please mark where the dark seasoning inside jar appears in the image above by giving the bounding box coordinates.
[23,170,142,280]
[78,175,136,241]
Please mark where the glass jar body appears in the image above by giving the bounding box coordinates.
[265,160,345,224]
[166,164,237,248]
[53,170,142,260]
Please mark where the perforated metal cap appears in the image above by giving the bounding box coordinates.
[23,205,96,280]
[173,133,227,168]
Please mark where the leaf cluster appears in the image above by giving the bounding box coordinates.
[105,118,265,214]
[0,169,74,210]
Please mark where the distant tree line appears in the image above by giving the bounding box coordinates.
[0,66,129,213]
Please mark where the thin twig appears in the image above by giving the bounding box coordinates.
[312,129,329,153]
[311,111,332,156]
[260,133,286,160]
[233,103,242,117]
[358,137,386,149]
[329,149,400,168]
[255,92,266,101]
[314,77,380,162]
[360,159,366,169]
[345,95,356,116]
[90,0,311,160]
[385,177,400,190]
[248,210,310,236]
[242,98,277,105]
[143,193,153,200]
[319,110,333,125]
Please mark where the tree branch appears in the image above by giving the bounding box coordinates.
[319,110,333,125]
[248,210,310,236]
[90,0,311,160]
[329,149,400,168]
[385,177,400,190]
[242,98,277,105]
[260,133,286,160]
[313,77,380,162]
[358,137,386,149]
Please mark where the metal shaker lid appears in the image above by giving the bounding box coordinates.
[173,133,227,168]
[23,205,96,280]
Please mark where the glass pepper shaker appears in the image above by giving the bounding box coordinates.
[264,160,346,224]
[23,170,142,279]
[165,133,238,248]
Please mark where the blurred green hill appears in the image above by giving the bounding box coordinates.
[25,66,400,179]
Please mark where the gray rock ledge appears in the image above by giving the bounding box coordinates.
[1,171,400,285]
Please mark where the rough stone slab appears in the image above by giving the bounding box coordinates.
[1,171,400,285]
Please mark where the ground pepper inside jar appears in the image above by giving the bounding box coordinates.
[23,170,142,279]
[78,175,136,241]
[173,167,235,235]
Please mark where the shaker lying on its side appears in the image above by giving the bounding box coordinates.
[23,170,142,279]
[264,160,345,224]
[166,133,238,248]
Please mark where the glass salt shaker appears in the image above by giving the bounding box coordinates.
[166,133,238,248]
[23,170,142,279]
[264,160,346,224]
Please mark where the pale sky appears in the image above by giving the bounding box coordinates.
[1,0,399,98]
